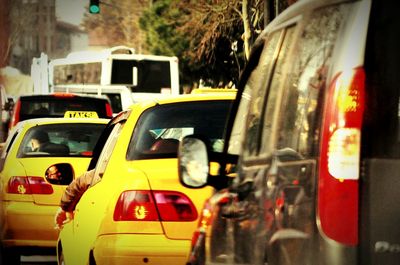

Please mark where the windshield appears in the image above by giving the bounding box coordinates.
[17,123,106,158]
[19,96,112,120]
[127,100,233,160]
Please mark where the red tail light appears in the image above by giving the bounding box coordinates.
[52,93,76,98]
[114,190,198,222]
[191,199,213,248]
[7,176,54,194]
[318,67,365,245]
[9,99,21,129]
[80,151,93,157]
[106,103,113,117]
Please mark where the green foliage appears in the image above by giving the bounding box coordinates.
[140,0,193,85]
[140,0,248,87]
[140,0,186,56]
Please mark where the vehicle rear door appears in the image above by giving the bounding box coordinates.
[360,1,400,264]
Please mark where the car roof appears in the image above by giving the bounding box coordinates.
[15,117,110,129]
[18,93,109,101]
[127,92,237,111]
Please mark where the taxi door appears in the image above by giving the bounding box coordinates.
[61,120,125,265]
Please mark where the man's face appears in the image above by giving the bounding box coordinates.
[31,138,40,151]
[47,166,61,180]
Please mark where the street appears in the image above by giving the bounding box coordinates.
[21,255,57,265]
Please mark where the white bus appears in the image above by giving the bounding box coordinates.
[47,46,180,112]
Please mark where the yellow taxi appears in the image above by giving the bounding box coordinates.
[0,112,109,263]
[57,92,236,265]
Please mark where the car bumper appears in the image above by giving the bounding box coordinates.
[2,201,59,248]
[93,234,191,265]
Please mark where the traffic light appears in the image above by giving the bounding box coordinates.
[89,0,100,14]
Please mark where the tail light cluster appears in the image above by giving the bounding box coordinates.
[114,190,198,222]
[190,199,214,248]
[9,99,21,129]
[7,176,53,194]
[105,103,113,117]
[318,67,365,245]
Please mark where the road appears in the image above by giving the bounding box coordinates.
[21,255,57,265]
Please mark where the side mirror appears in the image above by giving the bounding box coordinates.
[4,98,14,111]
[178,136,209,188]
[45,163,74,185]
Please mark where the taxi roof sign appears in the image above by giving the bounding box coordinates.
[64,111,99,118]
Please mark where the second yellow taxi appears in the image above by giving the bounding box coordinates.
[57,92,236,265]
[0,112,109,264]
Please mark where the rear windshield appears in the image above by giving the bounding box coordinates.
[17,123,106,158]
[127,100,233,160]
[19,96,112,121]
[113,59,172,93]
[362,0,400,159]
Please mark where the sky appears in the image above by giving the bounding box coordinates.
[56,0,87,26]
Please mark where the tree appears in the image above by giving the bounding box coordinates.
[82,0,149,52]
[169,0,297,86]
[141,0,268,87]
[140,0,196,86]
[0,0,36,71]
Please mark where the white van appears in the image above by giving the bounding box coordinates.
[48,47,181,113]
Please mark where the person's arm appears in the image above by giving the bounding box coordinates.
[60,169,95,212]
[55,169,95,229]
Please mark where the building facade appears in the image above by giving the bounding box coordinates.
[8,0,88,74]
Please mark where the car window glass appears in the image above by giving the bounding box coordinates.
[91,121,125,186]
[127,100,233,160]
[236,30,282,158]
[228,83,251,155]
[17,123,105,157]
[274,5,346,157]
[258,26,296,155]
[88,110,130,170]
[363,1,400,159]
[19,96,111,121]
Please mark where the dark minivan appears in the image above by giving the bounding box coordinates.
[9,93,113,129]
[178,0,400,264]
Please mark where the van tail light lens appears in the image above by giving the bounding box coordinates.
[318,67,365,246]
[7,176,54,194]
[9,99,21,129]
[191,199,213,248]
[106,103,113,117]
[114,190,198,222]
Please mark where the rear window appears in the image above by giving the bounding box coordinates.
[127,100,233,160]
[17,123,106,158]
[362,0,400,159]
[19,95,112,121]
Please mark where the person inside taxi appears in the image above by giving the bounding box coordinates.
[29,129,70,155]
[30,130,51,152]
[46,165,61,181]
[45,165,73,185]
